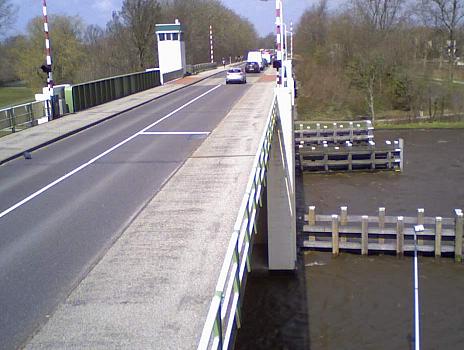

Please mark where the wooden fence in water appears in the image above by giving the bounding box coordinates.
[302,206,464,262]
[295,120,374,145]
[294,120,404,173]
[297,140,403,173]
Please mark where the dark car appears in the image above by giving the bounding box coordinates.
[245,62,260,73]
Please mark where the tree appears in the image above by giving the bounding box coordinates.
[351,0,406,30]
[12,15,85,90]
[0,0,16,36]
[0,36,21,83]
[348,55,385,124]
[162,0,258,64]
[258,33,275,50]
[120,0,161,69]
[422,0,464,79]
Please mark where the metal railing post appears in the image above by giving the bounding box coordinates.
[7,108,15,133]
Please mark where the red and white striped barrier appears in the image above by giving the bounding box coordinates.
[42,0,53,90]
[275,0,283,85]
[209,25,214,64]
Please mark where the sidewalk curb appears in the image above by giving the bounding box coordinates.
[0,68,229,166]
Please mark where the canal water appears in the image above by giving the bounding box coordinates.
[235,130,464,350]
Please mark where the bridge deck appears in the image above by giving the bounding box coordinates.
[25,75,275,348]
[0,66,226,165]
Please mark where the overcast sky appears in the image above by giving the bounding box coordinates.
[8,0,346,37]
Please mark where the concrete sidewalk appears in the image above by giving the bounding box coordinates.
[0,66,229,165]
[25,71,276,349]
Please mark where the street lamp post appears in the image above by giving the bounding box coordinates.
[413,224,423,350]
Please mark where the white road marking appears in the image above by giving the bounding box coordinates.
[139,131,211,135]
[0,84,221,220]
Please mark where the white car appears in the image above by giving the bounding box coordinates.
[226,68,247,84]
[247,51,264,70]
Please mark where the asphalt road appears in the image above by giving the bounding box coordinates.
[0,72,253,350]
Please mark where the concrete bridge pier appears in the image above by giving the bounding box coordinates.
[267,86,296,270]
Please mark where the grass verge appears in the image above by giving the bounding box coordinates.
[376,120,464,129]
[0,86,35,109]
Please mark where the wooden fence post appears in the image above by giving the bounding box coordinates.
[417,208,425,246]
[378,207,385,246]
[397,216,404,256]
[332,214,339,255]
[370,149,376,170]
[340,206,348,225]
[454,210,463,263]
[298,123,304,139]
[361,215,369,255]
[399,139,404,172]
[435,217,442,258]
[308,206,315,226]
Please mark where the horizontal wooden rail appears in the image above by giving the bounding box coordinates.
[303,206,464,262]
[297,140,403,173]
[295,120,374,146]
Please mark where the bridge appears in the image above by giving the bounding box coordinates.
[0,63,297,349]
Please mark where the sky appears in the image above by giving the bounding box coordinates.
[7,0,346,38]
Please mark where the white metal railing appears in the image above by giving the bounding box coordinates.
[197,94,279,350]
[0,100,47,136]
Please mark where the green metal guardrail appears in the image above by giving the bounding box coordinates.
[162,69,185,83]
[187,63,218,75]
[65,69,161,113]
[0,101,47,137]
[198,94,279,350]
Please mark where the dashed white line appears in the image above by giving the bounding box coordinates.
[0,84,221,220]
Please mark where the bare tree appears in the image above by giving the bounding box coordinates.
[352,0,406,30]
[423,0,464,79]
[120,0,161,69]
[0,0,16,36]
[348,55,385,124]
[425,0,464,41]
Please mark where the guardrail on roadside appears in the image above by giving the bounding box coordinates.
[187,63,218,75]
[197,94,279,350]
[0,101,48,137]
[162,69,184,84]
[65,69,162,113]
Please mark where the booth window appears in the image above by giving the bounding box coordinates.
[158,33,165,41]
[173,33,179,41]
[180,33,184,41]
[166,33,172,40]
